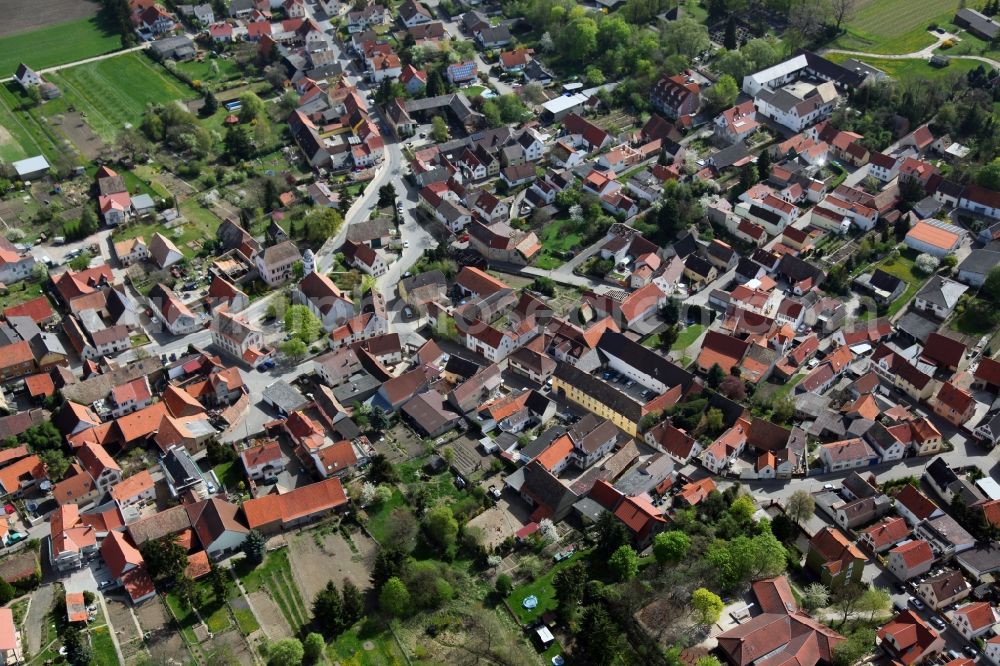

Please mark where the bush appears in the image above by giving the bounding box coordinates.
[495,574,513,597]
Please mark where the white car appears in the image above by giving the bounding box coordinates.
[403,240,410,248]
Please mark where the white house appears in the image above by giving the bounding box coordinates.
[211,310,264,362]
[186,498,248,560]
[255,241,302,286]
[293,270,354,332]
[949,602,999,641]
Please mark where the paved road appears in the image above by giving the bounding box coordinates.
[25,583,54,654]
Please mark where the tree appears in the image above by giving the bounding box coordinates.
[786,490,816,525]
[431,116,448,142]
[206,439,237,466]
[238,92,266,124]
[208,564,229,600]
[63,625,92,666]
[659,325,679,351]
[729,495,756,524]
[423,505,459,557]
[662,17,710,58]
[224,125,254,161]
[495,573,513,597]
[770,513,795,542]
[609,544,639,581]
[830,0,857,31]
[757,148,772,181]
[594,511,628,559]
[312,580,345,638]
[983,266,1000,301]
[377,184,397,208]
[284,304,323,343]
[653,531,690,565]
[0,580,14,605]
[691,588,724,625]
[557,17,598,64]
[301,206,343,244]
[857,586,891,621]
[303,632,325,664]
[574,605,623,665]
[802,583,830,613]
[384,508,418,553]
[39,450,70,481]
[268,638,304,666]
[771,394,795,424]
[367,453,397,484]
[832,582,865,626]
[379,577,410,617]
[696,657,723,666]
[371,547,405,589]
[242,530,266,566]
[202,90,219,117]
[342,579,364,626]
[833,628,875,666]
[705,407,725,435]
[719,375,746,400]
[69,252,93,271]
[280,338,308,359]
[141,536,187,584]
[724,16,738,50]
[704,75,739,113]
[707,363,726,388]
[553,562,587,618]
[661,299,680,326]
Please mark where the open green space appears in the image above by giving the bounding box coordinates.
[89,625,118,666]
[173,57,243,91]
[0,282,45,312]
[873,249,930,318]
[825,52,983,82]
[534,217,582,270]
[0,16,121,76]
[827,0,956,54]
[509,550,587,624]
[0,84,78,167]
[232,606,259,636]
[328,623,409,666]
[672,324,705,351]
[111,198,222,259]
[235,547,308,631]
[46,53,196,141]
[365,488,407,544]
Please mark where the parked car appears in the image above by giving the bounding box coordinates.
[929,616,946,631]
[909,597,924,611]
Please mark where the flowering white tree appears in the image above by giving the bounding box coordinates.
[539,519,558,544]
[915,253,940,275]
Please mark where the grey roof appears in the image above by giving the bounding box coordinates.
[262,380,309,414]
[573,497,608,522]
[956,7,1000,38]
[915,275,967,310]
[520,425,565,460]
[958,249,1000,276]
[925,457,959,490]
[162,446,203,488]
[896,311,940,343]
[596,330,696,392]
[553,362,642,423]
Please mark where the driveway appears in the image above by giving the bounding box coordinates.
[25,583,54,654]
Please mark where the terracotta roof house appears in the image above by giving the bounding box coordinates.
[806,526,866,589]
[949,601,999,640]
[185,497,248,560]
[878,610,944,665]
[859,516,911,553]
[613,495,666,547]
[887,539,935,581]
[716,575,845,666]
[241,477,347,534]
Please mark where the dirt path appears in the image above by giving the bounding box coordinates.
[0,43,149,83]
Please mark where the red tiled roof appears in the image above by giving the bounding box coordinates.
[241,477,347,529]
[890,539,934,569]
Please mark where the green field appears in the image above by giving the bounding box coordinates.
[825,53,983,82]
[0,83,78,166]
[0,16,121,77]
[874,249,930,318]
[47,52,196,141]
[509,551,588,623]
[828,0,957,54]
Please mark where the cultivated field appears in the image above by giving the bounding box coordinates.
[46,53,196,142]
[0,13,121,75]
[0,0,106,37]
[829,0,957,54]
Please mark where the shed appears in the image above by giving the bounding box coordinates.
[12,155,50,181]
[535,625,554,647]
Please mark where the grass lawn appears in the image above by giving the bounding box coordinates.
[328,623,408,666]
[365,488,407,544]
[509,550,588,624]
[131,165,174,200]
[232,607,259,636]
[0,83,79,166]
[113,199,221,259]
[0,281,45,312]
[174,57,244,91]
[164,593,200,644]
[825,53,982,82]
[464,85,486,97]
[235,548,308,630]
[212,461,244,491]
[533,217,581,269]
[0,16,121,76]
[827,0,955,54]
[46,52,196,141]
[771,374,805,400]
[950,299,997,336]
[875,250,929,318]
[672,324,706,351]
[89,625,118,666]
